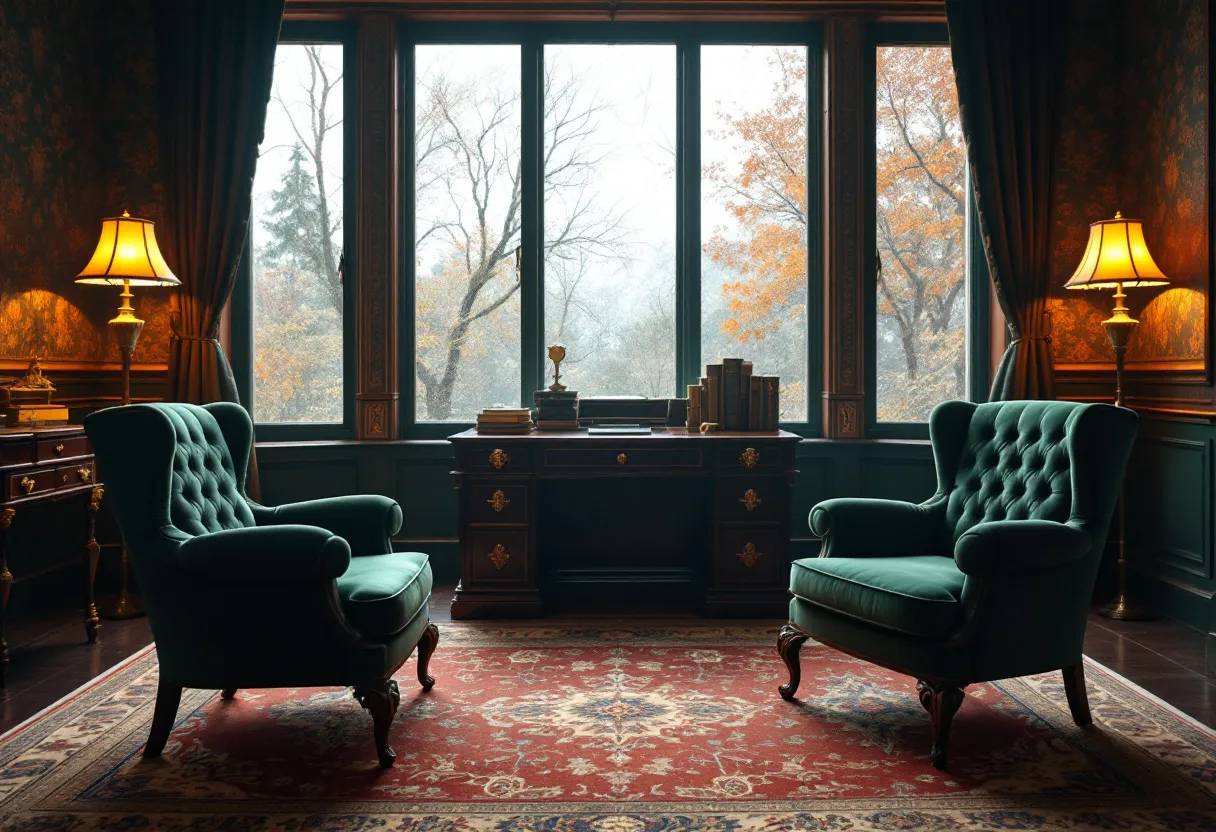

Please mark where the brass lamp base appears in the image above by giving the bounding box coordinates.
[101,592,144,619]
[101,544,145,620]
[1099,593,1155,621]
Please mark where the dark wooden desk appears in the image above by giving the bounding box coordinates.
[0,426,103,684]
[449,428,800,619]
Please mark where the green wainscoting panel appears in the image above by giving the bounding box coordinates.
[1123,415,1216,638]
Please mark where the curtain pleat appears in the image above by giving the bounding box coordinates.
[155,0,282,500]
[946,0,1068,401]
[155,0,282,405]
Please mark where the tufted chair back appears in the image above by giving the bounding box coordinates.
[944,401,1074,541]
[158,404,256,534]
[85,402,256,548]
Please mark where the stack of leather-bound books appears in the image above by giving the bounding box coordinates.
[475,407,533,434]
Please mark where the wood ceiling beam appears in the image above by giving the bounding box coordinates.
[286,1,944,23]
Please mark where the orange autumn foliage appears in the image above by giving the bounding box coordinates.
[703,52,807,343]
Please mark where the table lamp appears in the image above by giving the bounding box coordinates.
[76,211,179,620]
[1065,211,1169,620]
[76,211,180,406]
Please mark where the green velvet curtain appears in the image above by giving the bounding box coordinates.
[946,0,1068,400]
[155,0,284,405]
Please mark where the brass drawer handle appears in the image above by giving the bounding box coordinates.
[737,542,762,568]
[739,489,761,512]
[54,444,64,455]
[739,447,759,469]
[487,543,510,570]
[487,490,510,512]
[19,476,35,495]
[617,453,627,465]
[77,467,92,483]
[489,448,509,469]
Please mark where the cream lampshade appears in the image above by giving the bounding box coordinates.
[76,211,179,406]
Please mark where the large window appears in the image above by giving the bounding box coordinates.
[406,25,820,432]
[543,44,677,399]
[701,45,809,423]
[413,44,522,422]
[236,26,355,436]
[869,31,983,431]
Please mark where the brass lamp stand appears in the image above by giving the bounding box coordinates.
[1099,285,1152,620]
[77,211,180,620]
[1064,212,1169,622]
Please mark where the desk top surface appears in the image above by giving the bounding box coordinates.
[449,428,802,443]
[0,425,86,441]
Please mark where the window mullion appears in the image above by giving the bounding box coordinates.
[520,40,544,406]
[676,38,701,398]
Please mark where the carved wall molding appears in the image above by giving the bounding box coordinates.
[356,14,400,439]
[821,15,866,438]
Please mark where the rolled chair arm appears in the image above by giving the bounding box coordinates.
[251,495,403,556]
[809,498,946,558]
[177,525,351,581]
[954,520,1090,576]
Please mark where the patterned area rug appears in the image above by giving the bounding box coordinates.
[2,622,1215,830]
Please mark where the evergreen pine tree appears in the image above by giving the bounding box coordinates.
[260,144,327,289]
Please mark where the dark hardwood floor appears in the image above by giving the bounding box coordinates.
[1,586,1212,734]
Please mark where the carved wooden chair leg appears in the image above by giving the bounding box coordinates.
[776,623,810,701]
[916,680,966,770]
[220,688,238,700]
[354,679,400,768]
[416,621,439,692]
[1062,664,1093,727]
[144,678,183,759]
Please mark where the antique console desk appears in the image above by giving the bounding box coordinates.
[449,428,800,619]
[0,425,103,684]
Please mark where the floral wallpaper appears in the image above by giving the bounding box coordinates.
[1051,0,1209,370]
[0,0,169,367]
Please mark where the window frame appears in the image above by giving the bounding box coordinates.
[399,21,822,439]
[231,20,359,442]
[864,22,989,439]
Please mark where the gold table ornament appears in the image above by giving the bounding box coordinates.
[547,344,567,392]
[737,542,762,568]
[19,477,34,495]
[487,544,511,570]
[489,448,510,469]
[617,453,627,465]
[739,447,759,469]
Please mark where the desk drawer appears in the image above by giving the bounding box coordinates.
[467,484,528,523]
[461,446,530,473]
[55,461,96,488]
[9,469,55,499]
[717,527,783,586]
[716,478,784,522]
[542,447,702,469]
[37,436,89,462]
[716,444,783,472]
[466,528,530,584]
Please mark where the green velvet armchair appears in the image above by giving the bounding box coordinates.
[84,402,437,768]
[779,400,1137,769]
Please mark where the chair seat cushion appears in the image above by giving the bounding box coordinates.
[337,552,432,638]
[789,556,965,637]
